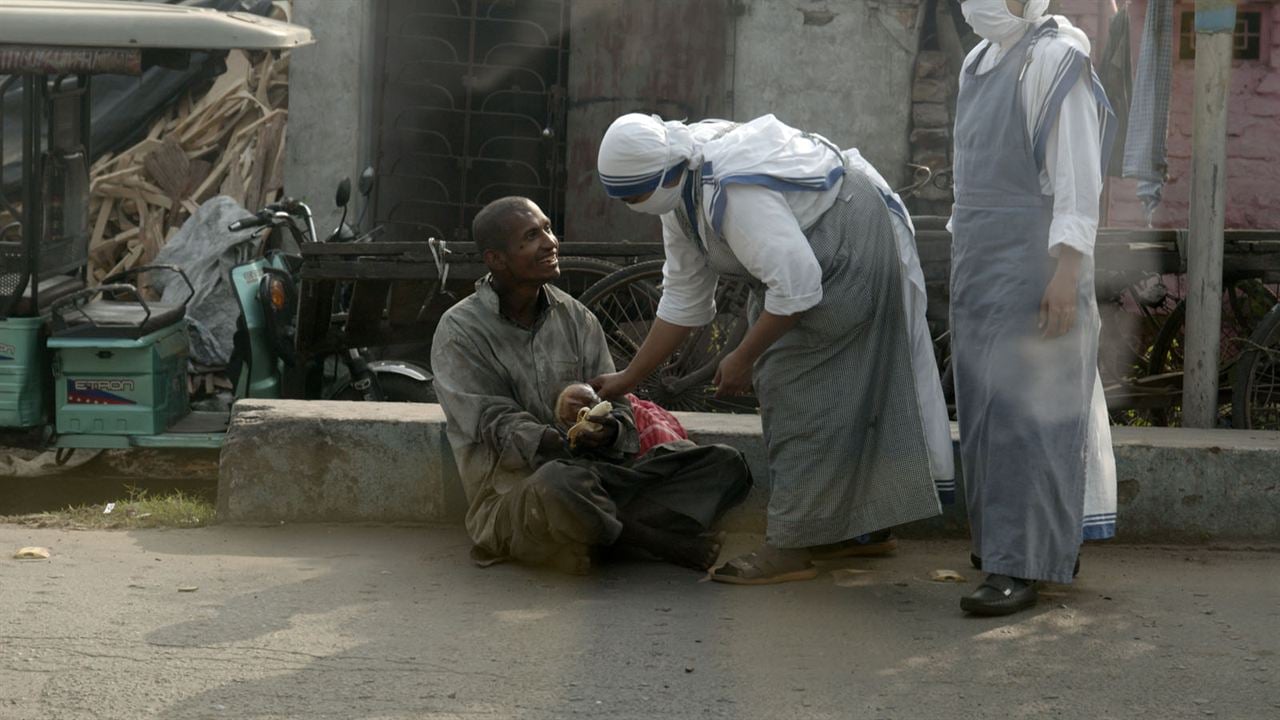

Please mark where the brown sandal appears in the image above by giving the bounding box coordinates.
[808,531,898,561]
[710,545,819,585]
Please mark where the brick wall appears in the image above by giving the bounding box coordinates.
[1058,0,1280,230]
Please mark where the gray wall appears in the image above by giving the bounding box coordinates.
[283,0,378,235]
[732,0,923,188]
[283,0,925,239]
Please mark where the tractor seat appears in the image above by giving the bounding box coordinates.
[11,274,85,317]
[52,298,187,340]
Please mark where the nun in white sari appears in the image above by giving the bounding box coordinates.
[591,113,953,584]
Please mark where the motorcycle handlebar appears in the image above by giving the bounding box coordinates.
[228,211,272,232]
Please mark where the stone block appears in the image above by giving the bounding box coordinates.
[912,101,950,128]
[1243,92,1280,119]
[909,128,952,156]
[218,400,463,523]
[914,50,949,80]
[911,77,950,103]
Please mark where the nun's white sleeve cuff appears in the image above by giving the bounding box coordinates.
[656,296,716,327]
[763,287,823,316]
[1048,213,1096,258]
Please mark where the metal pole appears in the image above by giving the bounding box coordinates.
[1183,0,1236,428]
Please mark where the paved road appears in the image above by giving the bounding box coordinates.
[2,524,1276,719]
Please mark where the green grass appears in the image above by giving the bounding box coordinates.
[1,487,215,530]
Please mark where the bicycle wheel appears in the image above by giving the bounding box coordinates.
[1099,273,1181,425]
[1232,303,1280,430]
[1148,282,1278,377]
[1144,280,1273,426]
[552,256,622,299]
[579,260,757,413]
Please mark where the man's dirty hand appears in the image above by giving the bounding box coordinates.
[572,413,619,450]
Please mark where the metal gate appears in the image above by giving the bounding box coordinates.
[372,0,569,244]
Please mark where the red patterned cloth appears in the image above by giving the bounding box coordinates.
[626,394,688,457]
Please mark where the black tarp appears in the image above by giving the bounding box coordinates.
[1,0,272,194]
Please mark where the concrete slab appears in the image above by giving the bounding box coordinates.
[215,400,1280,542]
[217,400,463,523]
[2,523,1277,719]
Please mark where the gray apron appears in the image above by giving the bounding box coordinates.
[951,28,1098,584]
[702,171,942,548]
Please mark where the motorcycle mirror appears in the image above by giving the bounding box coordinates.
[335,178,352,208]
[358,166,376,197]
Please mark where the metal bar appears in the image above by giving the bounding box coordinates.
[0,75,16,219]
[1183,0,1236,428]
[458,0,479,240]
[18,74,41,306]
[299,240,667,257]
[0,46,141,75]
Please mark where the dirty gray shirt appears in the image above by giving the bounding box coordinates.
[430,277,639,545]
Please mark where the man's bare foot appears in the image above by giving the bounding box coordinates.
[618,521,724,571]
[547,545,591,575]
[657,531,725,571]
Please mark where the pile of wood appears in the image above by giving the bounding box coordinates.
[87,46,291,283]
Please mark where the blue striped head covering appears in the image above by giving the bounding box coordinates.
[597,114,692,199]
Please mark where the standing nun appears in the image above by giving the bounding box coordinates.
[591,113,954,584]
[951,0,1117,615]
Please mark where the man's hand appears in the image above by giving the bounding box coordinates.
[1040,249,1082,339]
[713,350,753,398]
[539,427,567,456]
[572,413,619,451]
[589,371,636,400]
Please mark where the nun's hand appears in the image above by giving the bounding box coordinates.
[590,371,635,400]
[713,350,754,398]
[1040,251,1082,339]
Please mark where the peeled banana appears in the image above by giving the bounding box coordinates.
[566,400,613,448]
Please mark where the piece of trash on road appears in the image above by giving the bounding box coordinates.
[103,502,116,515]
[830,568,876,588]
[14,547,51,560]
[177,586,199,593]
[930,569,965,583]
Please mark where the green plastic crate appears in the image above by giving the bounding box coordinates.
[49,322,190,436]
[0,317,48,427]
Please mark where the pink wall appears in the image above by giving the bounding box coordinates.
[1058,0,1280,230]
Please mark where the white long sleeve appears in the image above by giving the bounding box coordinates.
[1037,55,1103,258]
[654,213,719,327]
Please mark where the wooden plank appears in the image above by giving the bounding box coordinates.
[91,198,115,247]
[299,241,666,258]
[143,135,191,199]
[246,113,284,212]
[295,279,337,355]
[386,281,433,327]
[343,280,392,339]
[300,260,491,282]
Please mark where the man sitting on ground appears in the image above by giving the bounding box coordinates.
[431,196,752,574]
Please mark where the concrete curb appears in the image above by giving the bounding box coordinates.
[217,400,1280,542]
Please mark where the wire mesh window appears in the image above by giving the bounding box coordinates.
[1178,7,1270,62]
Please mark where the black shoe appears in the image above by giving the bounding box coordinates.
[969,554,1081,577]
[960,574,1038,616]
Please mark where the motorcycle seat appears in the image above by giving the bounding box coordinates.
[51,298,186,340]
[10,274,86,317]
